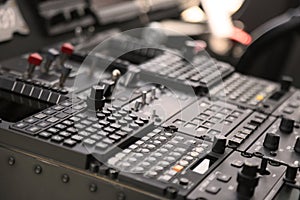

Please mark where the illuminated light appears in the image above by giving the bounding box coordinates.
[172,165,184,172]
[181,6,207,23]
[255,95,265,101]
[230,27,252,45]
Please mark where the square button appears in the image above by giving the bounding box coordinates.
[231,160,244,168]
[217,173,232,183]
[205,185,221,194]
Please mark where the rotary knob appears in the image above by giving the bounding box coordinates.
[237,160,260,198]
[279,117,294,133]
[263,133,280,151]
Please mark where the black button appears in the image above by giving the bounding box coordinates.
[12,122,28,129]
[26,126,41,135]
[51,135,64,143]
[129,114,138,120]
[110,123,121,130]
[109,134,121,142]
[47,128,60,134]
[36,121,50,128]
[135,120,144,126]
[116,131,128,138]
[71,135,83,142]
[63,139,77,147]
[104,127,115,133]
[24,118,38,123]
[59,131,72,138]
[99,120,110,127]
[66,127,78,134]
[96,113,106,119]
[39,131,52,139]
[107,116,116,123]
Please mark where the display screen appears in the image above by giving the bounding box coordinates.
[0,90,51,122]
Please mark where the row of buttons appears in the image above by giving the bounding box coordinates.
[228,113,268,147]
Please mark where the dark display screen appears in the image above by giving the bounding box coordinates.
[0,90,51,122]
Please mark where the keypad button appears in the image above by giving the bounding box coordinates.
[59,131,72,138]
[24,118,38,123]
[135,120,144,126]
[55,113,69,119]
[34,113,47,119]
[83,138,96,146]
[39,131,52,139]
[47,117,59,123]
[71,135,83,142]
[99,120,110,127]
[96,142,108,149]
[26,126,41,135]
[47,128,60,134]
[129,123,139,129]
[63,139,77,147]
[51,135,64,143]
[12,122,29,129]
[109,134,121,142]
[110,123,121,130]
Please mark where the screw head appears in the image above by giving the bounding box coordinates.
[61,174,69,183]
[89,184,97,192]
[34,165,42,174]
[8,156,15,166]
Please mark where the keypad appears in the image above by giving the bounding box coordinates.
[10,98,153,155]
[139,53,233,90]
[210,73,278,108]
[164,99,252,140]
[107,128,211,184]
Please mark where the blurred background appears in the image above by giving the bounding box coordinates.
[0,0,300,86]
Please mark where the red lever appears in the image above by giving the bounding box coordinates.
[61,43,74,55]
[28,53,43,66]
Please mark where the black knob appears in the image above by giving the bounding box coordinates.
[100,79,116,100]
[279,117,294,133]
[263,133,280,151]
[259,157,269,175]
[212,135,227,154]
[87,85,105,111]
[280,76,293,92]
[294,137,300,153]
[284,164,298,183]
[237,160,259,198]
